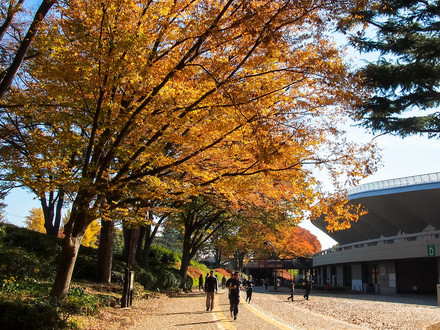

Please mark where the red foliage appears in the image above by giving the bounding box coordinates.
[214,268,233,277]
[187,266,203,279]
[57,229,65,239]
[276,226,322,258]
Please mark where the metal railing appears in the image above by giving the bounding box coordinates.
[313,230,440,258]
[347,172,440,195]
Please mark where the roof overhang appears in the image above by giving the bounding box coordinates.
[312,182,440,246]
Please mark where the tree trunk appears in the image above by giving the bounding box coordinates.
[96,220,114,284]
[123,227,140,266]
[140,213,164,267]
[50,205,91,298]
[41,194,55,235]
[214,246,222,267]
[179,249,192,292]
[50,190,99,298]
[141,225,152,267]
[53,190,65,235]
[41,189,64,237]
[50,232,83,298]
[135,226,147,265]
[179,230,197,292]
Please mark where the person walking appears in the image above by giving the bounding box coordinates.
[326,278,331,292]
[204,270,218,311]
[221,275,227,289]
[198,274,204,291]
[264,278,269,290]
[226,272,244,320]
[287,283,295,301]
[303,273,311,300]
[244,275,254,303]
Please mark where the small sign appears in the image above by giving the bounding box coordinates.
[130,271,135,290]
[428,245,436,257]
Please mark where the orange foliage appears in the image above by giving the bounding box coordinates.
[2,0,379,297]
[214,268,233,278]
[187,266,203,280]
[277,269,293,280]
[275,226,322,258]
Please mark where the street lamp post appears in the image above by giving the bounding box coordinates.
[263,240,277,290]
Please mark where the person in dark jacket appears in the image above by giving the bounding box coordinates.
[244,275,254,303]
[198,274,204,291]
[303,273,311,300]
[221,275,227,289]
[287,283,295,301]
[226,272,244,320]
[204,270,218,311]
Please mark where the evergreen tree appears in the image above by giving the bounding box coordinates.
[343,0,440,138]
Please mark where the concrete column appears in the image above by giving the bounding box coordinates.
[336,265,343,286]
[378,260,396,294]
[437,257,440,284]
[351,263,362,291]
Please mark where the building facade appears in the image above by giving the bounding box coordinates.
[312,173,440,295]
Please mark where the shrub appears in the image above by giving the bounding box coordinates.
[135,267,182,291]
[3,225,60,257]
[147,245,179,267]
[186,273,194,291]
[0,299,68,330]
[63,287,101,316]
[72,255,97,280]
[0,247,57,281]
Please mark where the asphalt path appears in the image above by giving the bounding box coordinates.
[131,285,439,330]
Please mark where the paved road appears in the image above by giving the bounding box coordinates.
[130,286,439,330]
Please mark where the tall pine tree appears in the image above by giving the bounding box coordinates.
[342,0,440,138]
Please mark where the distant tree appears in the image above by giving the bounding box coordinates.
[276,226,322,258]
[154,227,183,254]
[341,0,440,138]
[81,219,100,248]
[169,198,228,290]
[25,207,45,233]
[0,201,7,223]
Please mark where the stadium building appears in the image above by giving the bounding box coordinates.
[312,173,440,295]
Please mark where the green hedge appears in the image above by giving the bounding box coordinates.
[0,299,68,330]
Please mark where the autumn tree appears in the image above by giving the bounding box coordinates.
[167,198,228,289]
[0,201,6,223]
[24,206,45,233]
[82,219,100,248]
[275,226,321,258]
[0,0,379,298]
[0,1,66,237]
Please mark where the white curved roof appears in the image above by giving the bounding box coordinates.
[312,173,440,246]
